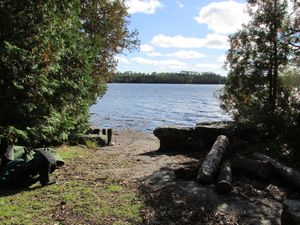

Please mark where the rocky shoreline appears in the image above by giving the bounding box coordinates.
[137,122,300,224]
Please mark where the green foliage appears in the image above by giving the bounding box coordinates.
[280,67,300,89]
[81,0,139,84]
[111,71,226,84]
[0,0,137,146]
[220,0,300,131]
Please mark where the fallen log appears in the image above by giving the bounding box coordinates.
[216,160,232,194]
[252,153,300,192]
[197,135,229,184]
[231,156,271,180]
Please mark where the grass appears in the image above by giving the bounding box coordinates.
[0,145,143,225]
[56,145,89,160]
[84,140,98,149]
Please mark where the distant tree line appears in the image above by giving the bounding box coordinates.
[110,71,226,84]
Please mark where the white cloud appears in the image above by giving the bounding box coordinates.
[147,52,162,57]
[126,0,163,14]
[132,57,187,69]
[194,63,226,74]
[195,0,250,34]
[151,33,228,49]
[196,63,220,70]
[204,34,229,49]
[140,44,162,56]
[167,50,205,59]
[115,56,131,65]
[217,54,226,63]
[140,44,155,53]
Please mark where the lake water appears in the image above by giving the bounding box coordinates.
[90,83,231,132]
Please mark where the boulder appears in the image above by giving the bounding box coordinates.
[282,199,300,225]
[140,168,283,225]
[74,134,107,147]
[153,126,203,152]
[195,121,235,147]
[153,122,264,152]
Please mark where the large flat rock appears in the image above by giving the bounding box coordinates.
[282,199,300,225]
[140,168,283,225]
[74,134,108,146]
[153,126,203,152]
[153,122,265,152]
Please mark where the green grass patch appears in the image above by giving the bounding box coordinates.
[107,184,123,192]
[85,140,98,149]
[56,145,89,160]
[0,146,143,225]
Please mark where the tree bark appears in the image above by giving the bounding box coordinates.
[197,135,229,184]
[252,153,300,192]
[216,160,232,194]
[231,156,271,180]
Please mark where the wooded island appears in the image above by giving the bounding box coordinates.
[110,71,226,84]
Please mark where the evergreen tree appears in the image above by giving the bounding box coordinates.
[0,0,137,145]
[220,0,299,130]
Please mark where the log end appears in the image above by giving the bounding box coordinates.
[196,171,212,184]
[216,180,232,194]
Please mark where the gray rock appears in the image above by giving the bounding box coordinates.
[75,134,107,147]
[140,168,283,225]
[153,121,265,153]
[282,199,300,225]
[195,121,235,147]
[153,126,203,152]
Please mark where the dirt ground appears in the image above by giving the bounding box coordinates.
[100,130,199,180]
[93,130,299,225]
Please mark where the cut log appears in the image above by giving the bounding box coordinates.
[197,135,229,184]
[231,156,271,180]
[216,160,232,194]
[252,153,300,192]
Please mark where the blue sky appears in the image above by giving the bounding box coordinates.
[116,0,250,76]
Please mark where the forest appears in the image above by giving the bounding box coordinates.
[111,71,226,84]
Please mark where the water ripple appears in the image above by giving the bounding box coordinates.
[90,84,232,132]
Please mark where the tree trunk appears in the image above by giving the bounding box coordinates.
[216,160,232,194]
[252,153,300,192]
[231,156,272,180]
[197,135,229,184]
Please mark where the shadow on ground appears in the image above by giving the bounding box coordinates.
[138,164,284,225]
[0,185,44,197]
